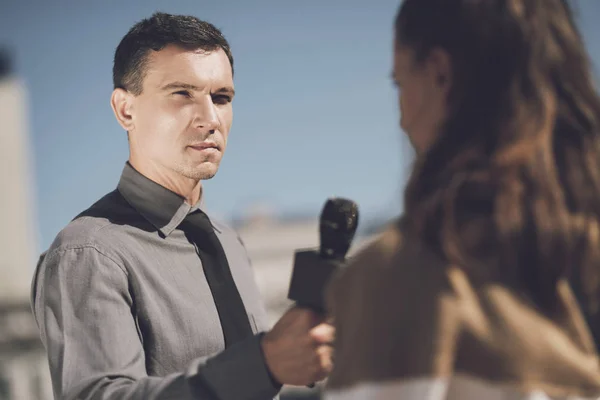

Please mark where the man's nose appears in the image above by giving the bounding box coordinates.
[193,96,220,132]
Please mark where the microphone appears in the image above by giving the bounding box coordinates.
[287,197,359,313]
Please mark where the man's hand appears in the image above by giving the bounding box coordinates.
[261,306,334,386]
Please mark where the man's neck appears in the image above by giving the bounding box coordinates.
[128,158,202,205]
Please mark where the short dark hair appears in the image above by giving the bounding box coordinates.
[113,12,234,95]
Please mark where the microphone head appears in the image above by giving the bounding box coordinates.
[319,197,359,260]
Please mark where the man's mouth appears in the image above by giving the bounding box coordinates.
[188,142,220,151]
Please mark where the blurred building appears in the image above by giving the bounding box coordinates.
[235,209,321,398]
[0,50,53,400]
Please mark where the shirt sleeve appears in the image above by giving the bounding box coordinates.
[31,245,280,400]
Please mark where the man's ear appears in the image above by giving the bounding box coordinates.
[110,88,135,132]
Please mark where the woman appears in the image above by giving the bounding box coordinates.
[325,0,600,399]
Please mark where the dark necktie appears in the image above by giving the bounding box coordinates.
[180,211,253,347]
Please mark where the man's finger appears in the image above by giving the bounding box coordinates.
[310,323,335,344]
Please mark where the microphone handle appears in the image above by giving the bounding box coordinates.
[287,249,343,390]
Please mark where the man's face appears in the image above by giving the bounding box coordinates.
[124,45,234,181]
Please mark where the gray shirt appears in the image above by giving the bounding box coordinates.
[30,163,281,400]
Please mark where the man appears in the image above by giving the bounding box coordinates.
[31,12,333,400]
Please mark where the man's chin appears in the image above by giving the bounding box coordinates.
[183,164,219,181]
[199,171,217,181]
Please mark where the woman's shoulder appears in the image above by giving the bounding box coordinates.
[325,218,600,399]
[328,217,450,303]
[325,217,464,389]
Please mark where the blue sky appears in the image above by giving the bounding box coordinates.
[0,0,599,252]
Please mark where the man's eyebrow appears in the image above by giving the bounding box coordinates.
[160,82,235,97]
[160,82,201,91]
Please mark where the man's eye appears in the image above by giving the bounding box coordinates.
[173,90,192,98]
[212,95,232,105]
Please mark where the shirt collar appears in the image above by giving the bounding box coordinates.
[117,162,206,237]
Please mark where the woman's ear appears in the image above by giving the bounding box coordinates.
[428,48,452,93]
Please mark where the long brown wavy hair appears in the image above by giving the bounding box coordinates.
[398,0,600,325]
